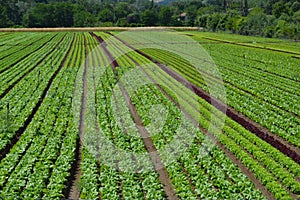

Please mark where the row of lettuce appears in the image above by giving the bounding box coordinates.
[0,31,299,199]
[0,33,69,150]
[191,34,300,146]
[101,31,300,199]
[0,32,83,199]
[77,32,265,199]
[140,40,299,148]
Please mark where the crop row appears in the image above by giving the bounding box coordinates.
[77,33,166,200]
[191,34,300,81]
[0,33,72,151]
[141,58,300,198]
[0,33,83,199]
[141,47,300,148]
[0,33,59,96]
[103,32,300,198]
[98,33,266,199]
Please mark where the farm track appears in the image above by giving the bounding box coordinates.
[91,32,178,200]
[90,39,104,200]
[101,48,148,199]
[109,41,203,198]
[0,34,74,162]
[111,41,273,199]
[109,33,300,165]
[0,34,62,100]
[90,33,125,199]
[292,56,300,59]
[67,34,88,200]
[202,37,300,56]
[151,64,300,190]
[121,44,300,197]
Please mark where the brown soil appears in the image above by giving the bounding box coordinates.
[292,56,300,59]
[141,65,274,199]
[148,73,274,199]
[109,40,199,199]
[67,34,89,200]
[109,37,271,198]
[118,82,178,200]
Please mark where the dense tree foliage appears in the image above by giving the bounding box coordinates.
[0,0,299,39]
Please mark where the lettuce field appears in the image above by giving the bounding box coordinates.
[0,30,299,200]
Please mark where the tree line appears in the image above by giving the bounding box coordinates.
[0,0,299,39]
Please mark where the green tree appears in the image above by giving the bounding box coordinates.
[158,6,172,26]
[272,1,289,18]
[23,3,54,27]
[74,11,96,27]
[98,8,114,23]
[246,7,268,35]
[225,10,241,31]
[206,13,220,31]
[0,0,8,27]
[293,11,300,24]
[23,2,74,28]
[115,2,131,21]
[242,0,248,16]
[141,9,157,26]
[291,2,300,13]
[52,2,74,27]
[127,13,140,24]
[116,17,128,27]
[275,19,295,39]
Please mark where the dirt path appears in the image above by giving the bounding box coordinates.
[118,82,178,200]
[0,27,199,32]
[109,33,300,165]
[67,34,89,200]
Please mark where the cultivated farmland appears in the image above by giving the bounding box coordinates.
[0,30,299,200]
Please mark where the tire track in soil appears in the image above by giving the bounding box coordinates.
[67,34,88,200]
[0,33,75,162]
[91,32,178,200]
[109,33,300,165]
